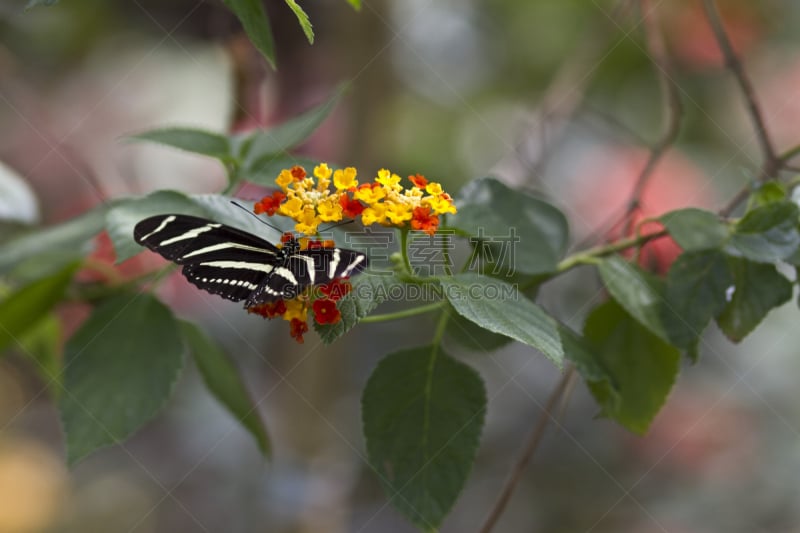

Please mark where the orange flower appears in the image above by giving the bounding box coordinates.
[339,195,365,218]
[411,206,439,236]
[247,300,287,319]
[312,298,341,325]
[254,191,287,216]
[290,318,309,343]
[290,166,306,180]
[409,174,428,188]
[318,278,352,302]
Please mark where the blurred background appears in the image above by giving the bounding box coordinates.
[2,0,800,531]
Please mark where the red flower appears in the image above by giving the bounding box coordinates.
[409,174,428,188]
[247,300,287,318]
[254,191,286,216]
[318,279,351,302]
[280,232,294,245]
[339,194,365,218]
[290,318,308,343]
[305,239,334,251]
[290,166,306,180]
[312,298,341,325]
[411,206,439,236]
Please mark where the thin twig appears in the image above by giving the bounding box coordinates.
[478,366,576,533]
[701,0,780,179]
[718,185,753,218]
[508,0,634,181]
[624,0,683,232]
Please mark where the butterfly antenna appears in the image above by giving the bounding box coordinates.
[230,201,285,235]
[319,219,355,233]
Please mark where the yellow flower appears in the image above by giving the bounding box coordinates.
[279,196,304,218]
[276,170,294,190]
[361,204,387,225]
[317,198,343,222]
[300,178,315,192]
[283,298,308,322]
[295,206,320,234]
[354,184,387,204]
[385,202,413,224]
[427,195,457,215]
[376,169,402,191]
[314,163,332,181]
[404,187,423,199]
[334,167,358,190]
[425,182,444,196]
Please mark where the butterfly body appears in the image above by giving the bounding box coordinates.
[133,214,367,307]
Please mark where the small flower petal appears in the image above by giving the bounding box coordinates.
[312,298,341,325]
[290,318,308,343]
[333,167,358,190]
[425,182,444,196]
[409,174,428,188]
[411,205,439,235]
[317,198,343,222]
[339,195,365,218]
[361,204,387,226]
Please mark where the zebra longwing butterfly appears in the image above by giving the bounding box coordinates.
[133,214,367,307]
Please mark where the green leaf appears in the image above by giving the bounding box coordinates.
[663,250,733,349]
[25,0,59,9]
[60,293,185,464]
[285,0,314,43]
[314,272,402,343]
[440,273,564,367]
[716,257,792,342]
[240,154,320,187]
[239,86,345,167]
[222,0,277,68]
[450,177,569,275]
[660,208,729,251]
[597,256,668,342]
[128,128,232,161]
[18,314,62,393]
[345,0,361,10]
[0,204,108,275]
[106,190,209,262]
[362,346,486,530]
[748,182,786,208]
[181,321,270,458]
[558,324,616,388]
[445,311,512,353]
[725,202,800,262]
[0,262,79,355]
[584,300,680,435]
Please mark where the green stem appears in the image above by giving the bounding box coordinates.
[360,301,445,323]
[431,307,450,348]
[780,144,800,164]
[555,229,668,273]
[441,229,454,277]
[399,227,415,276]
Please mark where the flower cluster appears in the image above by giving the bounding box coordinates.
[248,164,455,342]
[246,236,351,343]
[254,164,457,236]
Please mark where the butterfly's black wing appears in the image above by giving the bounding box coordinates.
[134,214,280,303]
[244,248,368,307]
[135,214,368,306]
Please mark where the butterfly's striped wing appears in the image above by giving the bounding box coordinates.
[134,214,281,302]
[244,247,368,306]
[134,214,368,306]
